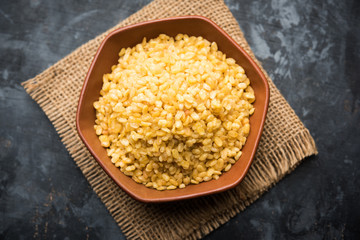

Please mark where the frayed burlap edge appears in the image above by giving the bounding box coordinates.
[22,0,317,239]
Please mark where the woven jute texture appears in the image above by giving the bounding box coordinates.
[22,0,318,239]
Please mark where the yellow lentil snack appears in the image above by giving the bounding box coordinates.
[93,34,255,190]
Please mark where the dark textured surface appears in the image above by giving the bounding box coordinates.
[0,0,359,239]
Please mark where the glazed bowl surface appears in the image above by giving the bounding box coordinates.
[76,16,269,203]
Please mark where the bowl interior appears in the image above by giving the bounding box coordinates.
[76,16,269,202]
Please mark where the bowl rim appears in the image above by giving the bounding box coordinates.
[76,15,269,203]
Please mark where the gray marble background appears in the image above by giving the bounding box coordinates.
[1,0,359,239]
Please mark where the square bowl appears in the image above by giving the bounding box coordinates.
[76,16,269,203]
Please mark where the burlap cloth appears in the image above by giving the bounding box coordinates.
[22,0,318,239]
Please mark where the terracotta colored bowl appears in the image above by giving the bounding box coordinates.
[76,16,269,203]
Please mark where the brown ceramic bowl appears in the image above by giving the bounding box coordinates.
[76,16,269,203]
